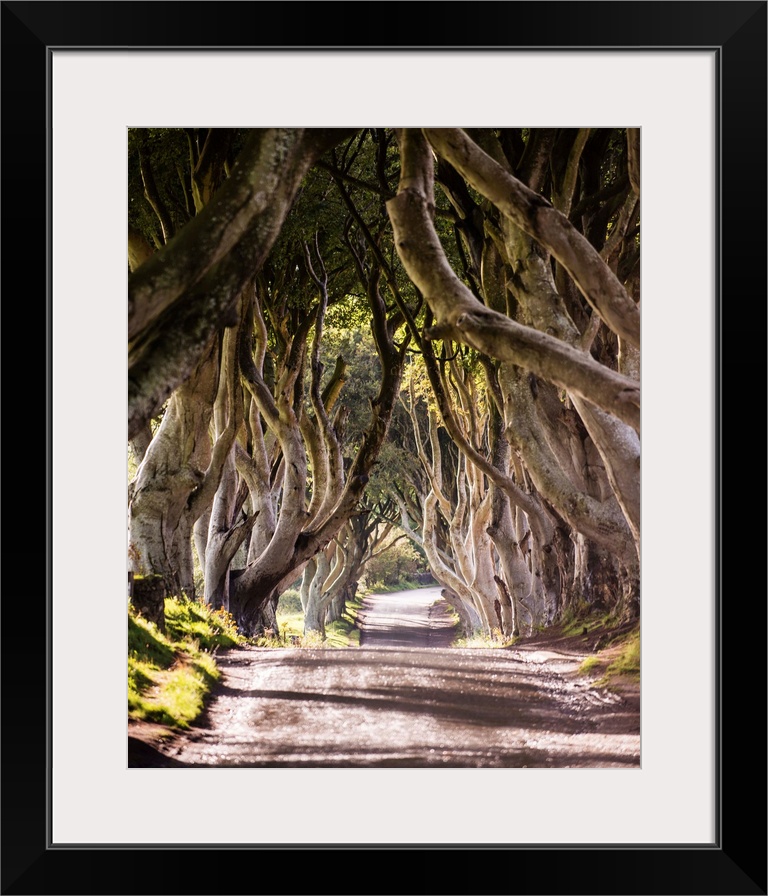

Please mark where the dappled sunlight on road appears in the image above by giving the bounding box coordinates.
[357,586,458,648]
[135,588,639,769]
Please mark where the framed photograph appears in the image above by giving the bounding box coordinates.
[5,2,765,893]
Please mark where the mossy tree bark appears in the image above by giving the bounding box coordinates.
[128,127,641,635]
[387,127,640,621]
[129,129,356,440]
[228,252,408,635]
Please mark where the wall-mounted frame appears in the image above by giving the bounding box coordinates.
[3,2,765,894]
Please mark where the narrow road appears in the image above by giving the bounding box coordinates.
[357,585,458,647]
[135,588,639,768]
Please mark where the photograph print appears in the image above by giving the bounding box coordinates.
[127,127,640,769]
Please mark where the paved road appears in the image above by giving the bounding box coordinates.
[142,588,639,768]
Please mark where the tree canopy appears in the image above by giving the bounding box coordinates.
[128,127,640,636]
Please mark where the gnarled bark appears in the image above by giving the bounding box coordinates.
[386,130,639,433]
[422,128,640,348]
[129,129,357,439]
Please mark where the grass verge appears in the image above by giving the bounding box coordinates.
[578,626,640,687]
[128,597,245,729]
[273,589,362,648]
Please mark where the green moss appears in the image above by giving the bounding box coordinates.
[560,605,620,637]
[606,629,640,677]
[578,656,601,675]
[127,658,156,694]
[163,596,240,650]
[128,596,244,729]
[578,627,640,686]
[153,665,211,727]
[128,613,175,666]
[325,617,360,648]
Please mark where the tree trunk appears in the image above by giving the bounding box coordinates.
[131,574,168,632]
[129,129,357,438]
[303,548,332,635]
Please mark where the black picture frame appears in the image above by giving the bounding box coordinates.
[3,2,765,894]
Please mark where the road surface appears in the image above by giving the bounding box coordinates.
[131,587,639,768]
[357,585,458,647]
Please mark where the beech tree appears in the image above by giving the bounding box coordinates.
[129,128,410,633]
[128,126,640,635]
[387,128,640,623]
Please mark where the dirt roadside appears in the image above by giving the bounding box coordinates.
[509,620,640,718]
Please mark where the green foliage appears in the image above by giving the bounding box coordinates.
[275,588,304,643]
[128,127,252,251]
[128,127,191,246]
[605,629,640,677]
[276,588,303,616]
[324,617,360,648]
[578,656,601,675]
[341,590,364,625]
[128,597,244,728]
[267,168,358,308]
[128,613,174,667]
[318,324,383,447]
[274,587,362,648]
[363,536,427,591]
[560,605,617,636]
[128,126,640,658]
[578,627,639,685]
[163,596,240,651]
[275,613,303,643]
[253,629,286,648]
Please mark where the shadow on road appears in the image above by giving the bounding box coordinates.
[129,588,639,769]
[357,586,458,648]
